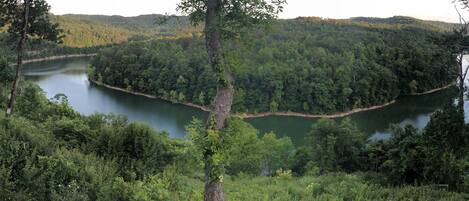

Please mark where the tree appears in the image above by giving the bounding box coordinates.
[451,6,469,111]
[0,0,62,116]
[304,118,366,173]
[177,0,286,200]
[459,0,469,8]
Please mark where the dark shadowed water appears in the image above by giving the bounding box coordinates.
[23,57,464,145]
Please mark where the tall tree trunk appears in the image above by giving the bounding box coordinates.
[458,53,464,111]
[203,0,233,200]
[6,0,30,117]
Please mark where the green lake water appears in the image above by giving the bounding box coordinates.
[23,57,463,145]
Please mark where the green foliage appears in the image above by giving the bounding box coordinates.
[187,116,226,182]
[223,118,294,176]
[0,116,55,200]
[223,173,467,201]
[14,82,49,120]
[94,122,178,180]
[0,56,13,83]
[92,18,456,114]
[14,83,78,121]
[0,82,196,200]
[187,117,295,177]
[0,0,63,44]
[27,149,117,201]
[47,117,94,149]
[59,14,200,39]
[50,15,136,47]
[177,0,286,39]
[0,56,13,109]
[1,79,469,200]
[98,167,203,201]
[296,118,366,174]
[90,39,216,107]
[364,105,469,191]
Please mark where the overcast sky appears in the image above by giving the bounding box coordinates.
[48,0,469,23]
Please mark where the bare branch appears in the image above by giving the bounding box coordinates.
[455,5,467,25]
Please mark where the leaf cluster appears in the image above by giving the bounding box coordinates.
[0,0,63,45]
[177,0,286,38]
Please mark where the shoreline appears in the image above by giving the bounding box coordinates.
[90,79,399,119]
[234,100,397,119]
[23,57,454,119]
[22,54,97,64]
[90,79,454,119]
[89,79,213,113]
[408,82,456,96]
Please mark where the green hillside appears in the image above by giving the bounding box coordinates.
[58,14,201,39]
[50,15,138,47]
[90,16,456,115]
[350,16,458,32]
[51,15,456,48]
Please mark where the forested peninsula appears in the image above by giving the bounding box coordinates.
[2,0,469,199]
[89,16,457,115]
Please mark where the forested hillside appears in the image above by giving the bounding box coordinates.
[1,14,201,48]
[0,33,99,61]
[61,14,200,35]
[349,16,457,32]
[90,17,457,115]
[1,2,469,198]
[50,14,201,47]
[2,14,455,49]
[50,15,137,47]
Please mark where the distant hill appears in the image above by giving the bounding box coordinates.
[51,14,201,47]
[51,15,138,47]
[350,16,458,32]
[296,16,457,33]
[1,14,453,48]
[60,14,192,32]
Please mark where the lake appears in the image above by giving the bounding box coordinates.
[23,57,465,144]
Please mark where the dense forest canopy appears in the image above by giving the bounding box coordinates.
[2,14,456,48]
[90,17,457,115]
[1,14,199,48]
[50,15,137,47]
[49,14,202,47]
[348,16,458,32]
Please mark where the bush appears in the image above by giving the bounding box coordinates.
[296,118,366,174]
[94,122,177,180]
[219,118,294,176]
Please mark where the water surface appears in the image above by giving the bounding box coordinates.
[24,57,462,144]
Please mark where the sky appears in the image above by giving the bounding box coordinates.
[47,0,469,23]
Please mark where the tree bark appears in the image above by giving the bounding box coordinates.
[203,0,233,200]
[6,0,30,117]
[457,53,467,112]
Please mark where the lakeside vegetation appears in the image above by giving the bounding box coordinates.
[0,14,199,61]
[2,0,469,200]
[0,33,102,61]
[90,17,457,115]
[0,62,468,200]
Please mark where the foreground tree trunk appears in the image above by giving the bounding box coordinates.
[457,53,468,112]
[203,0,234,200]
[6,0,30,117]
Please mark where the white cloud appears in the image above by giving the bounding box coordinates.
[47,0,468,23]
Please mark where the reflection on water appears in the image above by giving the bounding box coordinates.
[24,58,208,138]
[24,58,461,145]
[247,88,458,144]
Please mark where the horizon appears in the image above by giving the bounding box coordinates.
[47,0,469,24]
[54,13,458,24]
